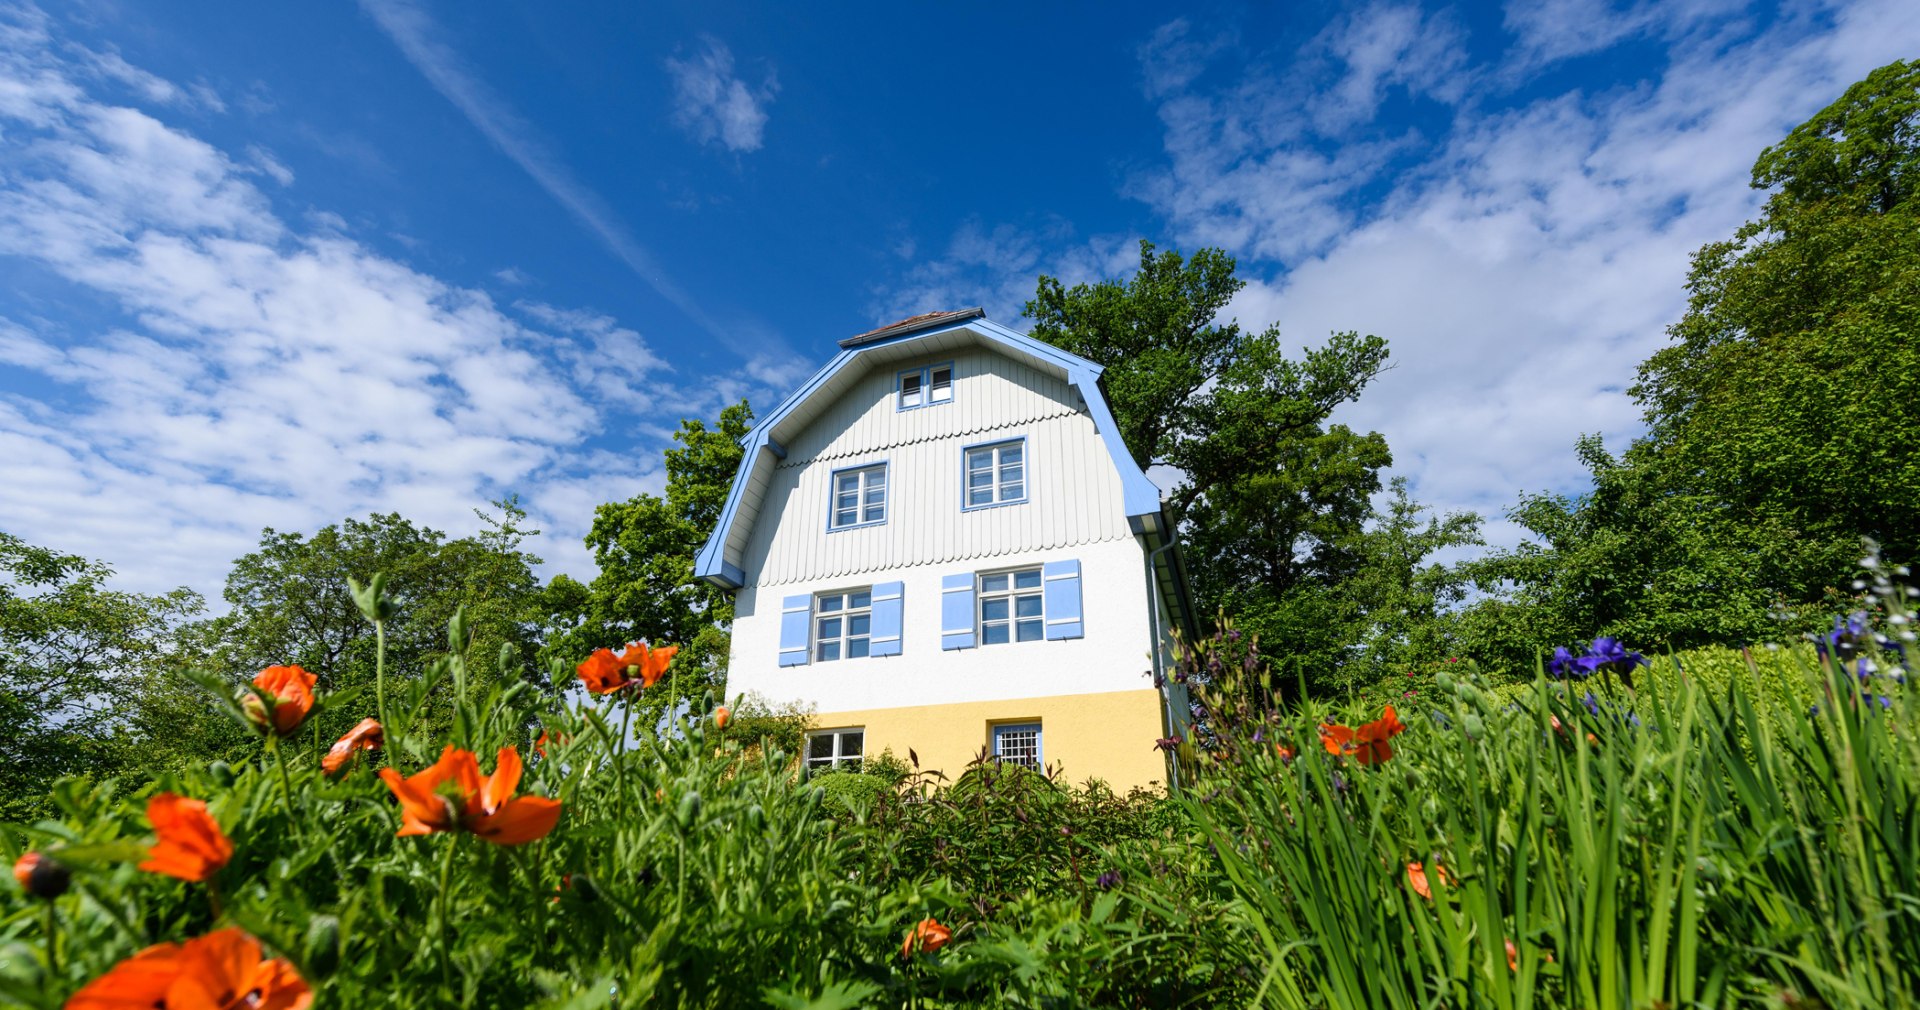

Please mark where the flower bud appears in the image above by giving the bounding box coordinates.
[12,852,70,899]
[303,914,340,977]
[676,791,703,826]
[207,760,237,787]
[713,706,731,730]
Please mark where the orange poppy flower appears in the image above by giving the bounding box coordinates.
[66,927,310,1010]
[1275,744,1295,762]
[1405,860,1455,900]
[901,917,953,958]
[1321,706,1407,765]
[713,705,731,730]
[1505,937,1520,972]
[379,745,563,845]
[321,718,383,775]
[575,642,678,694]
[243,665,317,736]
[139,793,232,882]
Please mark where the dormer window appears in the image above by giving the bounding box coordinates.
[896,363,953,410]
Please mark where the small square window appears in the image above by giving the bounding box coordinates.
[815,589,873,661]
[979,566,1044,645]
[992,723,1041,769]
[964,439,1027,509]
[831,464,887,529]
[807,728,865,772]
[897,363,954,411]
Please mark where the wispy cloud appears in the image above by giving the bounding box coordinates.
[665,35,777,154]
[355,0,795,371]
[0,6,689,593]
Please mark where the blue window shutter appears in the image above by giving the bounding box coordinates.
[1043,559,1083,640]
[871,581,904,656]
[941,573,976,650]
[779,594,811,667]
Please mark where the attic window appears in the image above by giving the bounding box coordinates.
[897,363,954,410]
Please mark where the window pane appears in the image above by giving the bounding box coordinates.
[901,373,921,393]
[837,473,858,493]
[849,613,871,636]
[1014,569,1042,590]
[819,616,842,638]
[968,470,994,489]
[1001,444,1022,464]
[1000,465,1023,485]
[968,489,993,506]
[983,623,1010,645]
[982,597,1009,622]
[864,487,884,507]
[981,573,1008,592]
[849,591,871,609]
[841,732,863,758]
[865,468,886,489]
[1016,619,1044,642]
[1001,483,1023,502]
[834,509,856,527]
[819,595,843,613]
[809,735,834,760]
[1015,595,1043,618]
[864,505,884,522]
[931,366,951,388]
[967,451,991,472]
[817,641,840,662]
[848,638,869,658]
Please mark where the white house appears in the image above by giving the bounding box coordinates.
[695,308,1196,790]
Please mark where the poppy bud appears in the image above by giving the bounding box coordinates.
[447,606,471,652]
[713,706,731,730]
[570,873,601,903]
[675,791,702,826]
[348,573,396,622]
[12,852,70,899]
[1463,713,1484,738]
[207,761,236,787]
[303,914,340,976]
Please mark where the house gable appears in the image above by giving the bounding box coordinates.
[694,314,1165,590]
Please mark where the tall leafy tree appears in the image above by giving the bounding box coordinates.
[1028,242,1475,693]
[189,502,549,750]
[0,532,203,819]
[544,401,751,715]
[1461,60,1920,668]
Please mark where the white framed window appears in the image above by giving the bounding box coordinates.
[829,463,887,529]
[814,589,872,662]
[807,728,865,772]
[963,438,1026,509]
[979,567,1044,645]
[897,363,954,410]
[992,723,1041,769]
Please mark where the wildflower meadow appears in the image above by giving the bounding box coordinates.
[4,551,1919,1008]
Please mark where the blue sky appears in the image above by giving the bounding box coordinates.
[1,0,1915,597]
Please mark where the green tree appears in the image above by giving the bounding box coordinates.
[544,401,751,720]
[1028,241,1477,693]
[1460,59,1920,669]
[0,532,203,820]
[186,502,549,755]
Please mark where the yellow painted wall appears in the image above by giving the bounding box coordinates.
[812,688,1169,791]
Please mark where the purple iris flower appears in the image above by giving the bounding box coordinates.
[1579,636,1648,688]
[1548,646,1585,679]
[1097,871,1122,890]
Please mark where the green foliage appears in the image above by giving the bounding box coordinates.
[176,504,550,762]
[0,532,204,822]
[545,401,752,728]
[1027,242,1476,694]
[1187,635,1919,1009]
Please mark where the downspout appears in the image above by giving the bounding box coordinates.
[1144,537,1181,794]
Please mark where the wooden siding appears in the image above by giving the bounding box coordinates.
[740,350,1133,587]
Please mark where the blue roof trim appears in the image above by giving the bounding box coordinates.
[694,316,1164,588]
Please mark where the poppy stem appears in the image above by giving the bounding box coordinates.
[436,834,458,996]
[270,735,302,829]
[375,619,395,763]
[43,900,57,978]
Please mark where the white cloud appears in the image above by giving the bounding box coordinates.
[1307,2,1472,131]
[664,35,777,154]
[0,12,688,596]
[870,219,1141,328]
[1157,0,1920,547]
